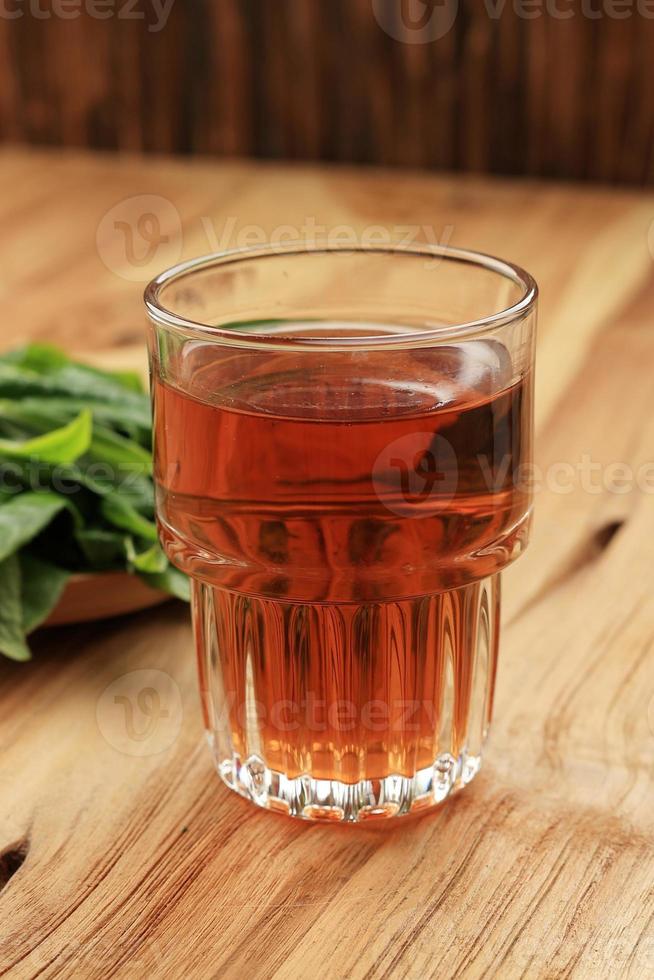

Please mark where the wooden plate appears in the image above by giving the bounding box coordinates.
[45,571,170,627]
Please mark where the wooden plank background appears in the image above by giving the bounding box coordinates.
[1,0,654,183]
[0,148,653,977]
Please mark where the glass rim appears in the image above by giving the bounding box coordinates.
[144,241,538,349]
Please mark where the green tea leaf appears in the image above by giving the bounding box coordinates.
[0,554,30,661]
[0,396,151,445]
[20,553,70,633]
[88,425,152,474]
[0,485,16,505]
[0,460,92,527]
[58,364,144,403]
[139,563,190,601]
[43,461,155,511]
[0,418,33,441]
[100,493,158,542]
[109,473,155,515]
[0,343,69,372]
[4,343,145,395]
[0,492,68,563]
[0,361,149,419]
[0,362,71,399]
[0,409,92,465]
[126,539,168,574]
[220,318,293,334]
[75,528,128,569]
[105,369,144,394]
[0,343,189,660]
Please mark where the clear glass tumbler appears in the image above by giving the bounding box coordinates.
[145,243,537,822]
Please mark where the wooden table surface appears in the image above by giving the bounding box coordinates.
[1,148,653,980]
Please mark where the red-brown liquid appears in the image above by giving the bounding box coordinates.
[153,340,532,784]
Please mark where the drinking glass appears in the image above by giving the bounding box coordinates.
[145,243,537,822]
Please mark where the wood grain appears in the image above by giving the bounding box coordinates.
[0,148,654,977]
[0,1,654,183]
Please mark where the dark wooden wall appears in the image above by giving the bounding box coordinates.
[1,0,653,183]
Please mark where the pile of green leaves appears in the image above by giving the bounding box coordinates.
[0,343,188,662]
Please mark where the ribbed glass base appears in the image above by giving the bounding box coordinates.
[214,747,482,822]
[194,573,500,823]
